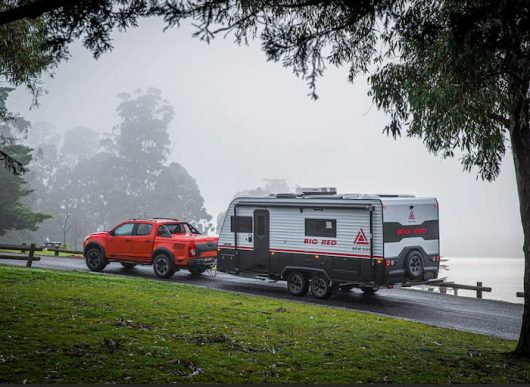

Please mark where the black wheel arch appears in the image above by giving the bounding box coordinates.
[152,247,175,264]
[396,246,429,261]
[280,266,331,282]
[84,242,106,258]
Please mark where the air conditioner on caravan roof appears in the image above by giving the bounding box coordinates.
[295,187,337,196]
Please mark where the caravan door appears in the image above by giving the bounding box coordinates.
[253,209,270,273]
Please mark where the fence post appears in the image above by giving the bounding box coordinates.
[476,281,483,299]
[26,243,35,268]
[54,249,59,257]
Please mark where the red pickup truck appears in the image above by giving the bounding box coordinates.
[83,218,218,278]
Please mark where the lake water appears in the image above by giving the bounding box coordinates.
[423,257,524,304]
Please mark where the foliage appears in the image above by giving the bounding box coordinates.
[233,178,291,198]
[85,88,211,229]
[216,178,291,232]
[0,9,57,98]
[0,4,62,173]
[2,88,212,247]
[0,91,50,235]
[1,265,529,383]
[1,1,523,181]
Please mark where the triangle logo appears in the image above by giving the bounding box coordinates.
[354,228,369,245]
[409,209,416,221]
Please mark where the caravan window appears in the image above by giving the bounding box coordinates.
[305,218,336,237]
[231,216,253,233]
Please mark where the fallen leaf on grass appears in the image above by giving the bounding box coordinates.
[115,317,153,330]
[169,359,204,377]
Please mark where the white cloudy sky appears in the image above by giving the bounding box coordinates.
[8,18,522,258]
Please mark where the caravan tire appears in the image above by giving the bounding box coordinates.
[287,272,309,296]
[405,250,424,279]
[310,274,332,299]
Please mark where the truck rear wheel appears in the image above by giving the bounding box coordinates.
[405,251,424,279]
[153,253,176,279]
[85,247,107,272]
[310,274,332,299]
[287,272,309,296]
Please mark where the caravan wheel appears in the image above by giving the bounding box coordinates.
[310,274,332,299]
[405,251,424,279]
[287,272,309,296]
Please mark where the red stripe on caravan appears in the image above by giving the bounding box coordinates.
[219,245,382,259]
[269,247,382,259]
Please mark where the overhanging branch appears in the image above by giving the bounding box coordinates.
[0,150,25,175]
[0,0,88,25]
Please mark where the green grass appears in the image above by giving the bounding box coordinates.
[0,265,528,384]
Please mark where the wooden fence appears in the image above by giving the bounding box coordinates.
[0,243,82,267]
[0,243,42,267]
[46,247,83,256]
[436,281,492,299]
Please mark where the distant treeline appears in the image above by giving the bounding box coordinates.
[0,88,211,249]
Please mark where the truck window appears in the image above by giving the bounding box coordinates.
[136,223,153,236]
[157,225,171,237]
[113,222,135,236]
[305,218,337,238]
[231,216,252,233]
[162,223,185,234]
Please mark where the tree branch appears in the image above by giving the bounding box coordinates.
[0,149,25,175]
[489,113,510,129]
[0,0,89,25]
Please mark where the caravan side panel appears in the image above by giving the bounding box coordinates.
[217,198,384,283]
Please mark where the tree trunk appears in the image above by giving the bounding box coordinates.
[510,80,530,356]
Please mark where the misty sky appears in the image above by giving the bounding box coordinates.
[8,18,522,258]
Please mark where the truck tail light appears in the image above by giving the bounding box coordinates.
[385,260,391,267]
[188,242,196,257]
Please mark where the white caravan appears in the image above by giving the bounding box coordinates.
[217,188,440,299]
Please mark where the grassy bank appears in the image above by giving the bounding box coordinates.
[0,265,528,383]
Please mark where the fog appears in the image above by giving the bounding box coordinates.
[8,18,521,258]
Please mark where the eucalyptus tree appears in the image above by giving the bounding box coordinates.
[0,90,49,235]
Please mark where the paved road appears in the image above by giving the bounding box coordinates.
[0,254,523,341]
